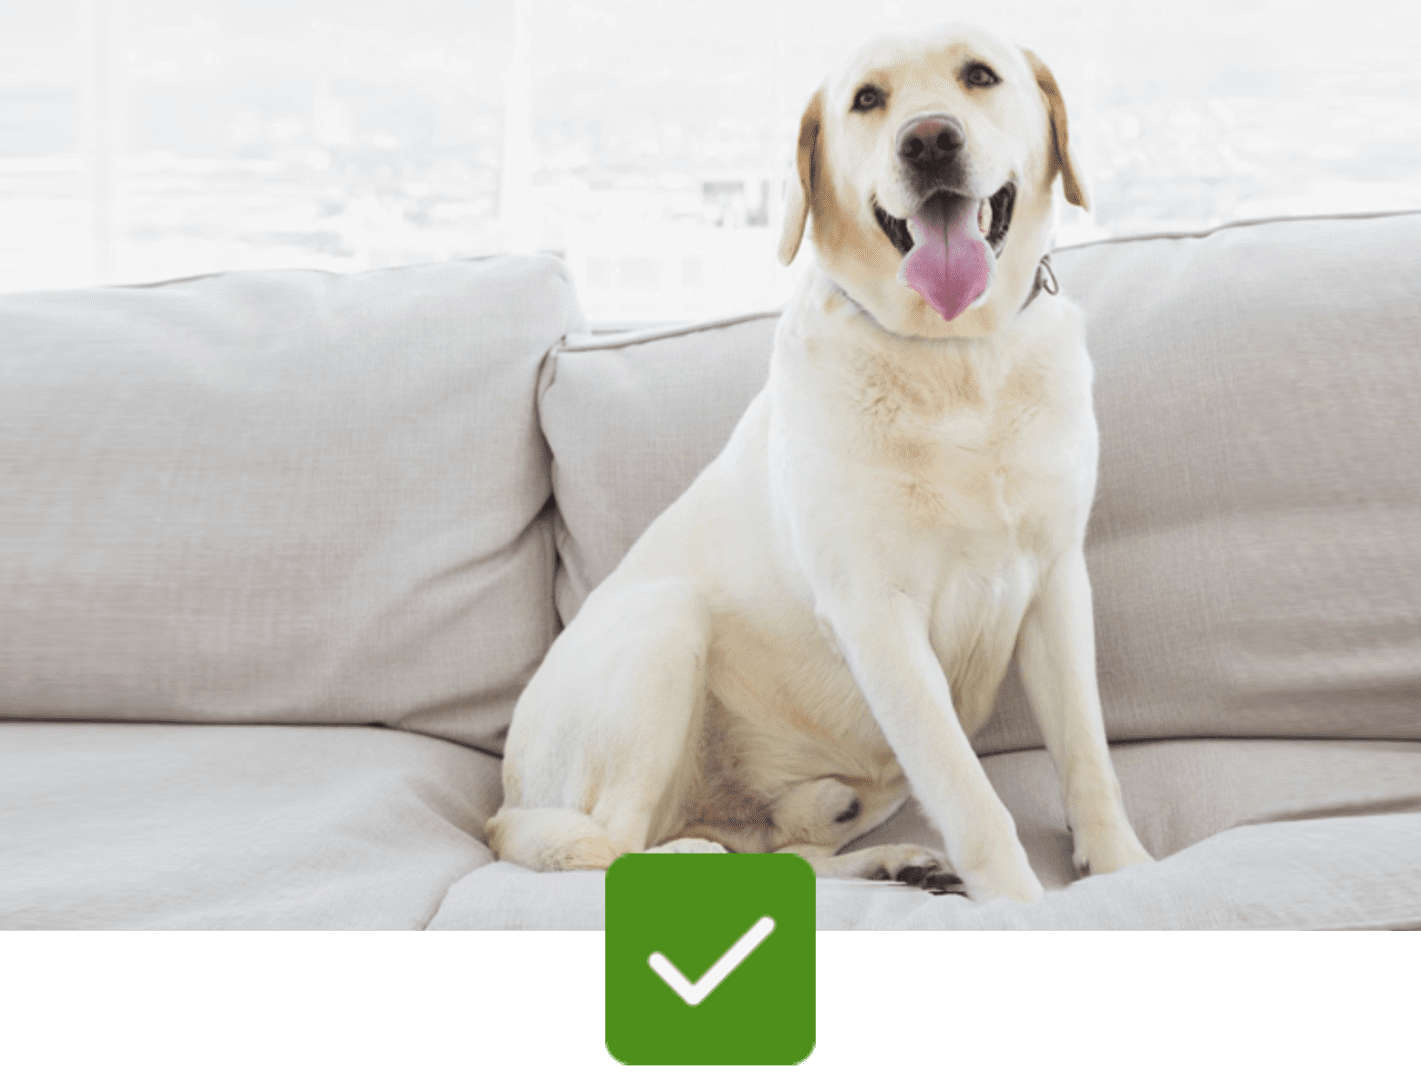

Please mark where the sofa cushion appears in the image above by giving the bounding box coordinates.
[539,311,778,625]
[432,814,1421,931]
[1030,211,1421,751]
[537,212,1421,750]
[427,738,1421,930]
[0,721,503,929]
[841,737,1421,889]
[0,256,584,752]
[822,812,1421,930]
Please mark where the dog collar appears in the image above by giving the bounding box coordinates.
[819,251,1059,334]
[1018,253,1059,313]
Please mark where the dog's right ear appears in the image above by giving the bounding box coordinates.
[778,87,823,266]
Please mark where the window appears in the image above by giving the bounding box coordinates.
[3,0,1418,325]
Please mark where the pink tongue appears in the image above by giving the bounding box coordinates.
[899,203,991,321]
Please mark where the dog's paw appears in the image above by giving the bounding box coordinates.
[920,868,967,895]
[861,844,962,891]
[646,837,729,855]
[1072,823,1153,877]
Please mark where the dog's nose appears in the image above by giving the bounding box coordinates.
[896,114,966,168]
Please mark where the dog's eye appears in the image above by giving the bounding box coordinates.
[851,85,884,112]
[964,63,1000,88]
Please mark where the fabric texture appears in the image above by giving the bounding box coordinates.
[842,738,1421,890]
[4,212,1420,931]
[0,721,502,929]
[431,814,1421,931]
[538,212,1421,753]
[541,312,778,628]
[1030,212,1421,752]
[820,813,1421,930]
[0,256,585,752]
[428,738,1421,930]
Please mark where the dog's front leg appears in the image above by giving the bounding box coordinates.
[1017,548,1153,876]
[821,588,1044,903]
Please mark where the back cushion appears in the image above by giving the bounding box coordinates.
[540,313,778,625]
[538,213,1421,751]
[1051,213,1421,749]
[0,255,585,754]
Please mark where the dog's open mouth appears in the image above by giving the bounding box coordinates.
[873,182,1016,321]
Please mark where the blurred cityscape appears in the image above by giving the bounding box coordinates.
[2,0,1419,324]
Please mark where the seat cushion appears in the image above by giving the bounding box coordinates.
[842,737,1421,890]
[820,812,1421,930]
[427,738,1421,930]
[0,256,585,752]
[537,212,1421,752]
[0,721,504,929]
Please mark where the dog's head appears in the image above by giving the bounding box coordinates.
[779,25,1088,338]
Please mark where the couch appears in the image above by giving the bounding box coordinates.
[3,210,1419,930]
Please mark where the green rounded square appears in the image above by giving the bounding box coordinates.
[605,853,816,1066]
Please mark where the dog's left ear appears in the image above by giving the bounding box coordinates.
[778,87,823,266]
[1020,48,1090,212]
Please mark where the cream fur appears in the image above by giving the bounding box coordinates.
[487,24,1151,903]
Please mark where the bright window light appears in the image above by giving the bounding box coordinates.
[2,0,1419,326]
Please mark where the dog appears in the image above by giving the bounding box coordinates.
[487,24,1153,903]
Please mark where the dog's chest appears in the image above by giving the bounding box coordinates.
[829,333,1090,563]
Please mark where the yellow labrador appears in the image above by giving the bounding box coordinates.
[488,24,1152,902]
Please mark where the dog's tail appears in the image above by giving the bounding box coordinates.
[485,807,624,871]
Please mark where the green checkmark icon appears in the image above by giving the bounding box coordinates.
[605,852,816,1066]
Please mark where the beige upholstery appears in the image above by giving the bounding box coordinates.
[7,722,1412,930]
[0,256,584,754]
[428,739,1421,930]
[2,215,1419,929]
[0,721,500,929]
[538,214,1421,755]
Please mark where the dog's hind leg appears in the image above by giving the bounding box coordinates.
[485,807,623,871]
[491,576,713,871]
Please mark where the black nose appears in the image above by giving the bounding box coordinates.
[897,114,965,168]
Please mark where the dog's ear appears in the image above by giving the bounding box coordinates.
[1020,48,1090,212]
[778,87,824,266]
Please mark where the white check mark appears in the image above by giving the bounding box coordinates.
[647,915,776,1006]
